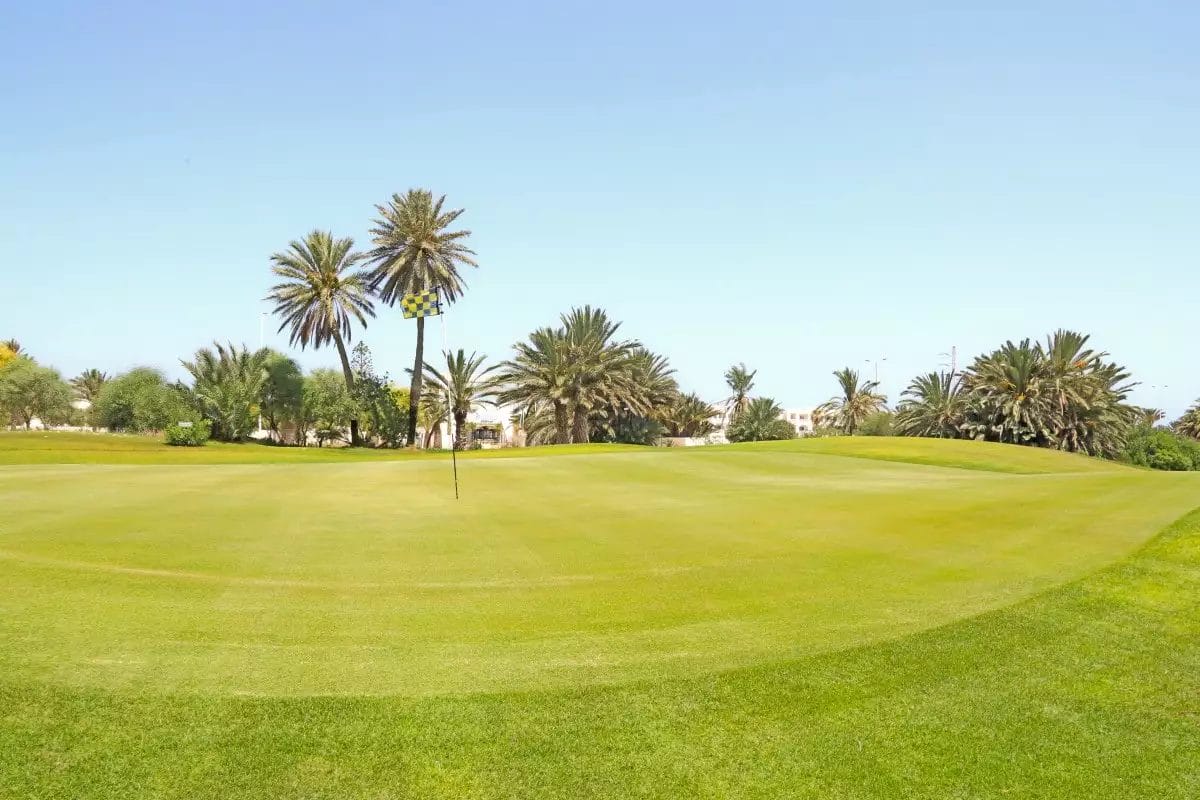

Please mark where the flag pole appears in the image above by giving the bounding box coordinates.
[449,393,460,501]
[440,303,459,500]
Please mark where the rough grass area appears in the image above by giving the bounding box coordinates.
[1,434,1196,797]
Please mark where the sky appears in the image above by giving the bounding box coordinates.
[2,1,1197,416]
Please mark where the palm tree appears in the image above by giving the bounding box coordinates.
[498,327,573,444]
[266,230,375,446]
[724,363,757,423]
[181,342,270,441]
[421,349,500,450]
[939,331,1140,457]
[664,393,716,437]
[1139,408,1166,427]
[559,306,641,443]
[1174,400,1200,440]
[895,371,965,438]
[818,368,887,435]
[727,397,793,442]
[2,339,21,354]
[419,394,450,449]
[499,309,667,446]
[959,341,1053,445]
[1052,358,1137,457]
[592,346,678,444]
[367,189,478,447]
[70,369,108,404]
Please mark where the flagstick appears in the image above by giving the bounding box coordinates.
[440,309,460,500]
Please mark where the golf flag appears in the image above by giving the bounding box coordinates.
[400,289,442,319]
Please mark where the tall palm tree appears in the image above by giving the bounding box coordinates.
[266,230,375,446]
[724,363,757,422]
[421,349,500,450]
[498,327,573,444]
[818,368,887,435]
[895,371,965,438]
[70,369,108,404]
[367,189,478,447]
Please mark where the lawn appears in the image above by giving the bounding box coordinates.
[1,433,1197,797]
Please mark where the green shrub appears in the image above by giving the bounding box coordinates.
[858,411,895,437]
[95,368,191,432]
[1123,426,1200,471]
[164,419,212,447]
[0,357,73,429]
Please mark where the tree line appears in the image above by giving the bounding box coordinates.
[3,181,1200,468]
[717,329,1200,470]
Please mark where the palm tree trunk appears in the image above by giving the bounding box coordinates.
[332,333,362,447]
[407,316,425,447]
[571,405,590,444]
[454,410,467,451]
[554,402,570,445]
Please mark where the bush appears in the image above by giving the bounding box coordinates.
[858,411,895,437]
[95,368,191,432]
[164,418,212,447]
[0,357,73,429]
[303,369,357,447]
[1124,425,1200,471]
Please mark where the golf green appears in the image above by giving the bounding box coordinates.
[2,433,1198,797]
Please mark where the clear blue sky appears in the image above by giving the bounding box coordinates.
[3,1,1197,416]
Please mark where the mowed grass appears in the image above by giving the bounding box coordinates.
[1,432,1198,797]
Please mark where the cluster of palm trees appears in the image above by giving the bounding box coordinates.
[497,307,710,445]
[265,190,715,449]
[266,189,476,447]
[719,363,796,442]
[894,330,1141,458]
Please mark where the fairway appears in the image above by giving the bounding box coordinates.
[2,434,1199,797]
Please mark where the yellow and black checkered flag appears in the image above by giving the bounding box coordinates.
[400,289,442,319]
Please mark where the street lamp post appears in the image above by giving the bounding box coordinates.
[257,312,268,433]
[938,346,958,377]
[864,357,887,383]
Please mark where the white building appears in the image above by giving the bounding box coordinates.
[707,403,818,442]
[428,402,522,449]
[781,408,816,435]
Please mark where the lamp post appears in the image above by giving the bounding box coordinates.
[257,312,268,433]
[938,346,958,377]
[864,357,887,383]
